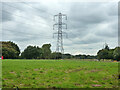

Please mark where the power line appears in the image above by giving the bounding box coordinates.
[2,28,52,39]
[1,4,53,39]
[2,3,23,11]
[21,2,53,15]
[3,2,52,16]
[1,3,54,31]
[1,9,52,34]
[2,2,53,19]
[1,12,38,26]
[1,11,52,34]
[1,6,47,25]
[1,10,45,25]
[20,2,53,21]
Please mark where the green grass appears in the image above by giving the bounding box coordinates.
[2,59,119,88]
[0,59,2,88]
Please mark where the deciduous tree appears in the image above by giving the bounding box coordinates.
[113,47,120,61]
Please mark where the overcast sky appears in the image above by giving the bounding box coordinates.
[1,1,118,55]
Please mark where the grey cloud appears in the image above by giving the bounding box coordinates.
[2,6,13,22]
[107,3,118,16]
[69,3,108,25]
[2,2,50,22]
[2,20,52,42]
[2,12,13,22]
[79,38,101,44]
[95,30,117,38]
[95,22,118,38]
[67,2,117,43]
[73,35,102,44]
[24,2,51,21]
[1,2,118,55]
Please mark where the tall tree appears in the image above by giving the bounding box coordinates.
[21,45,42,59]
[41,44,51,59]
[107,49,114,59]
[113,47,120,61]
[97,49,109,60]
[2,41,20,59]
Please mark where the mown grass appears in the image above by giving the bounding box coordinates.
[2,59,119,88]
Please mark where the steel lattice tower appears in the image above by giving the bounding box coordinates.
[53,13,67,54]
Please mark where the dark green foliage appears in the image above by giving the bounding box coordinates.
[51,52,62,59]
[21,46,42,59]
[108,49,114,59]
[97,46,120,61]
[97,44,113,60]
[2,41,20,59]
[97,49,109,60]
[113,47,120,61]
[105,44,109,50]
[0,42,1,56]
[51,53,97,59]
[21,44,52,59]
[74,54,97,59]
[2,41,119,61]
[63,54,72,59]
[41,44,51,59]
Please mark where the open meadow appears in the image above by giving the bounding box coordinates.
[2,59,119,88]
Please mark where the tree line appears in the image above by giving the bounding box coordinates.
[97,44,120,61]
[1,41,120,61]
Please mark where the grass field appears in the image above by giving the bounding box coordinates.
[2,59,119,88]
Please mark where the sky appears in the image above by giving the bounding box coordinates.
[0,1,118,55]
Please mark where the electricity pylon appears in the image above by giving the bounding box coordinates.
[53,13,67,55]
